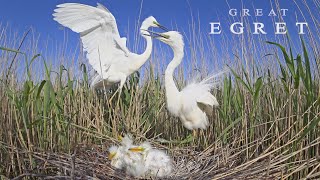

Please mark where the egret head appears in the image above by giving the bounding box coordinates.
[141,16,168,36]
[120,134,133,148]
[149,31,184,50]
[108,145,126,169]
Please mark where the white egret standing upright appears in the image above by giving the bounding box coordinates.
[148,31,223,130]
[53,3,168,99]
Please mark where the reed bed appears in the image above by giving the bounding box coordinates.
[1,1,320,179]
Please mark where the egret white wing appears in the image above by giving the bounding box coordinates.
[80,26,125,73]
[183,71,225,112]
[197,91,218,115]
[95,3,130,54]
[96,3,111,13]
[53,3,129,73]
[181,82,218,114]
[53,3,119,35]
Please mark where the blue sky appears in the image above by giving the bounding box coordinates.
[0,1,303,33]
[0,0,318,72]
[1,0,314,43]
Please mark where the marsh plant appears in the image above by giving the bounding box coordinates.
[0,1,320,179]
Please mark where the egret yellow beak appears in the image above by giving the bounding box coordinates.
[128,147,145,152]
[108,152,116,160]
[153,21,169,31]
[146,30,170,39]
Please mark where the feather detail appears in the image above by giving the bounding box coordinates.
[53,3,128,74]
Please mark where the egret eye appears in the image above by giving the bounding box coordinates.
[162,34,170,39]
[153,21,159,26]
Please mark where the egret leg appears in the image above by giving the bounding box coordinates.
[90,74,101,89]
[193,129,198,139]
[108,87,120,104]
[107,87,123,109]
[115,87,122,108]
[114,77,127,135]
[115,76,126,108]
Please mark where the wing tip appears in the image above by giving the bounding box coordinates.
[96,3,110,13]
[56,3,82,8]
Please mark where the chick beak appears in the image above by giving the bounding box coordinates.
[128,146,145,152]
[118,135,123,141]
[108,153,116,160]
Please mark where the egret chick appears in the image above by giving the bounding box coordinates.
[145,149,172,177]
[108,145,125,169]
[123,141,150,177]
[129,141,172,178]
[118,135,148,177]
[108,135,136,170]
[125,156,147,177]
[120,134,133,149]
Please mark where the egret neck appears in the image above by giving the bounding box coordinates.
[133,27,153,69]
[165,47,184,106]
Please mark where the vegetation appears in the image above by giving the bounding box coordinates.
[0,2,320,179]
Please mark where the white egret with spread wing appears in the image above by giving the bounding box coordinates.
[53,3,167,94]
[149,31,223,130]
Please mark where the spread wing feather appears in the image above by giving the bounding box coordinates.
[181,84,218,114]
[53,3,129,73]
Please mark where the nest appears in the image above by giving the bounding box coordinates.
[8,141,294,180]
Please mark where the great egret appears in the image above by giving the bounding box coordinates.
[53,3,168,93]
[148,31,222,130]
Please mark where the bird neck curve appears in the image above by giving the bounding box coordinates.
[134,26,153,68]
[165,47,184,76]
[165,47,184,103]
[140,33,153,61]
